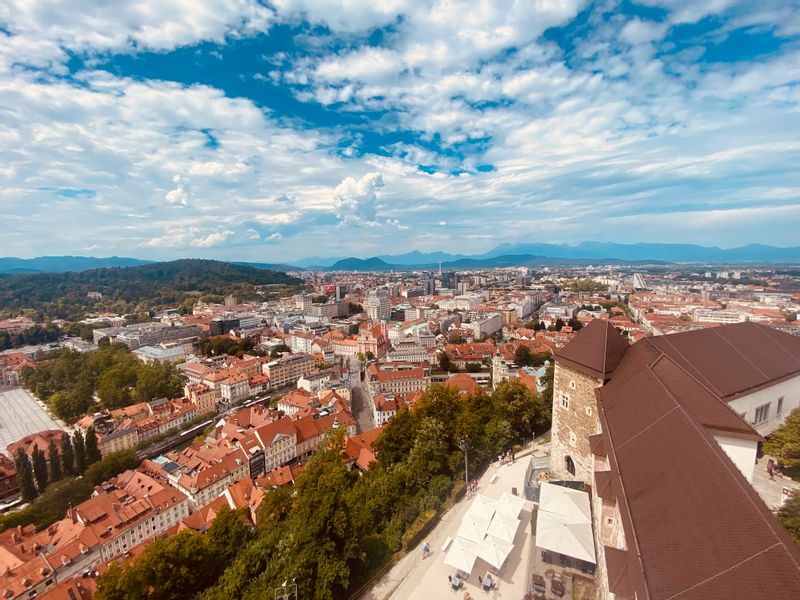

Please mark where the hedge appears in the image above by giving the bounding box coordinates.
[402,509,438,551]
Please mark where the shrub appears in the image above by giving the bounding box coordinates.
[402,509,437,551]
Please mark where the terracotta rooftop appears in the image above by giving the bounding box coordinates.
[555,319,629,380]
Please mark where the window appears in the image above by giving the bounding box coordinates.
[560,393,570,410]
[754,403,770,424]
[777,396,784,416]
[585,406,593,417]
[569,432,577,446]
[570,381,576,390]
[565,455,576,476]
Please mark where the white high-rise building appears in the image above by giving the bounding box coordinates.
[366,287,391,321]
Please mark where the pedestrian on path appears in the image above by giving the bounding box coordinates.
[422,541,430,559]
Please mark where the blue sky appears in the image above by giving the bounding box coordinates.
[1,0,799,261]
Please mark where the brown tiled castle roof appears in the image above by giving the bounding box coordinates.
[595,323,800,599]
[554,319,629,380]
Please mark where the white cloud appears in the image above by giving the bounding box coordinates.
[0,0,273,55]
[1,0,799,260]
[191,230,233,247]
[164,174,192,206]
[333,172,384,223]
[620,18,668,45]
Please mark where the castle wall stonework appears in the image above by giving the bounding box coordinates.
[549,361,602,482]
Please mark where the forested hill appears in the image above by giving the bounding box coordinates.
[0,259,302,320]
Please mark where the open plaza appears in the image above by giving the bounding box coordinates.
[0,386,64,455]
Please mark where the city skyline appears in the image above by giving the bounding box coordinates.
[3,1,800,261]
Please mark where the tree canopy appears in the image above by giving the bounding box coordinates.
[0,259,302,320]
[21,343,185,422]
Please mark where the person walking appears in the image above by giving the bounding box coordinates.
[422,541,430,558]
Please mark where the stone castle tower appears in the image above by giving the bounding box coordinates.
[549,320,629,482]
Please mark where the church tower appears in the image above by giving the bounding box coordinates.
[549,320,629,482]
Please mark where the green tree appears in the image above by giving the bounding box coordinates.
[541,361,555,407]
[567,318,583,331]
[375,408,419,467]
[274,430,364,600]
[85,426,102,466]
[449,334,466,344]
[764,408,800,467]
[31,445,48,492]
[48,439,63,483]
[777,490,800,545]
[15,449,37,502]
[60,434,75,476]
[438,352,452,372]
[96,365,136,408]
[514,345,533,366]
[492,380,551,441]
[207,506,254,564]
[73,431,87,474]
[95,530,222,600]
[365,351,376,362]
[407,417,450,484]
[465,362,481,372]
[84,449,139,486]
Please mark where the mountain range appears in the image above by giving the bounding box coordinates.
[1,242,798,276]
[0,255,152,273]
[309,242,800,268]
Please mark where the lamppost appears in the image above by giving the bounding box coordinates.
[458,435,472,485]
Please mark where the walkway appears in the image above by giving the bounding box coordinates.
[364,442,548,600]
[753,454,800,510]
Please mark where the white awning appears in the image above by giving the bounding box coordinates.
[535,482,596,564]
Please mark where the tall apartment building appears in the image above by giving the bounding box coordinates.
[365,287,391,321]
[548,320,800,599]
[467,313,503,339]
[263,353,316,387]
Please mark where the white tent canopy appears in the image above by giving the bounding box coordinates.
[535,482,596,565]
[445,493,527,574]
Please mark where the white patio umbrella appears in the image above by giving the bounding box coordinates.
[495,491,526,520]
[466,493,497,521]
[444,537,480,573]
[535,511,596,564]
[456,513,491,544]
[476,534,514,569]
[486,514,521,543]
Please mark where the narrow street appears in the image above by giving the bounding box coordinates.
[348,356,375,433]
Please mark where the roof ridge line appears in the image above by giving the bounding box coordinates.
[649,334,723,397]
[664,542,782,600]
[710,325,770,382]
[752,322,800,369]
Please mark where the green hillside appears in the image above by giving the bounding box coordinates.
[0,259,302,320]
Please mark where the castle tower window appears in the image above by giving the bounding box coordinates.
[565,455,576,476]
